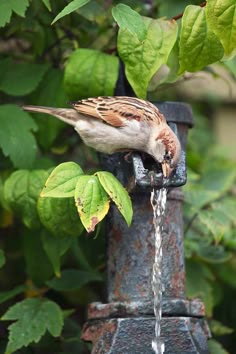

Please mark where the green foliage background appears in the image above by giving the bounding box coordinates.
[0,0,236,353]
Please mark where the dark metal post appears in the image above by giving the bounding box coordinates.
[81,102,210,353]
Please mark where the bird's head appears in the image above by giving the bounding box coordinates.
[150,125,181,178]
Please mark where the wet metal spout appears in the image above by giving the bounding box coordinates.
[82,102,210,353]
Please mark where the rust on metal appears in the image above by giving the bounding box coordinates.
[82,101,210,353]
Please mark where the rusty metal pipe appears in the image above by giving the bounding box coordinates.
[82,102,210,353]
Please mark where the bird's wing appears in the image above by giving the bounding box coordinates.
[71,96,166,127]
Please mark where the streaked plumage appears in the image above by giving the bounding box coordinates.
[22,96,181,177]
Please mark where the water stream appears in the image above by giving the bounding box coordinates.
[150,187,167,354]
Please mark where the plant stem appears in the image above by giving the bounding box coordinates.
[172,1,206,21]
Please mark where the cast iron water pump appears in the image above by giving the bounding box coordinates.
[81,101,210,353]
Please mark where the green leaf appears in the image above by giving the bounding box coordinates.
[201,163,236,193]
[117,17,178,98]
[23,229,54,286]
[210,320,234,336]
[217,259,236,288]
[0,249,5,268]
[38,197,84,238]
[212,198,236,224]
[96,171,133,226]
[0,0,29,27]
[179,5,224,74]
[64,48,119,100]
[41,230,74,277]
[223,57,236,78]
[0,285,26,305]
[208,339,229,354]
[30,68,68,150]
[77,1,104,23]
[186,260,214,316]
[206,0,236,57]
[41,162,83,198]
[198,209,230,243]
[0,105,38,168]
[47,269,102,291]
[184,188,219,212]
[41,0,51,11]
[52,0,90,24]
[197,244,231,264]
[2,298,63,354]
[112,4,146,41]
[74,175,110,232]
[4,169,49,229]
[0,59,49,96]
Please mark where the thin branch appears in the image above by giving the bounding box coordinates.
[172,1,206,21]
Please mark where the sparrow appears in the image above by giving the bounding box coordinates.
[22,96,181,178]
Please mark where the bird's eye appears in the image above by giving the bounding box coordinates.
[164,152,171,162]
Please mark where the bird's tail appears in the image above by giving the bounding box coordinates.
[21,105,79,127]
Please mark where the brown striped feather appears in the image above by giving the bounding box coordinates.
[71,96,165,127]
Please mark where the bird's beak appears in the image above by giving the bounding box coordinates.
[161,162,172,178]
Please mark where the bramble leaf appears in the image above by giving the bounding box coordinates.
[64,48,119,100]
[0,105,38,168]
[52,0,90,24]
[96,171,133,226]
[40,162,83,198]
[117,17,178,98]
[4,169,49,229]
[0,0,29,27]
[74,175,110,232]
[179,5,224,73]
[2,298,63,354]
[206,0,236,57]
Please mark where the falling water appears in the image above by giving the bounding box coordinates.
[150,187,167,354]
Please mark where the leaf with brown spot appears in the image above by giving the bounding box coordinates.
[74,175,110,232]
[96,171,133,226]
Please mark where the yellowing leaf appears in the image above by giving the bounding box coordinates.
[41,162,83,198]
[96,171,133,226]
[74,175,110,232]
